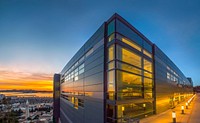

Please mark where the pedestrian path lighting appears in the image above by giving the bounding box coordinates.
[181,105,184,114]
[172,111,176,123]
[143,103,146,111]
[186,102,188,109]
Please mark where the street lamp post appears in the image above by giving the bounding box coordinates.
[143,103,146,111]
[186,102,188,109]
[172,111,176,123]
[181,105,184,114]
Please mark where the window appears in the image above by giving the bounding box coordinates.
[75,61,78,67]
[74,76,78,81]
[117,61,141,75]
[108,34,115,42]
[143,41,152,53]
[107,70,115,92]
[79,63,84,75]
[117,71,142,87]
[79,56,84,63]
[108,20,115,36]
[144,88,152,98]
[79,63,84,69]
[93,39,104,50]
[75,68,78,76]
[117,102,153,119]
[74,97,78,109]
[143,59,152,72]
[108,61,114,70]
[117,70,142,100]
[71,71,74,79]
[117,46,141,68]
[144,71,152,78]
[86,48,93,57]
[117,34,141,51]
[144,78,153,88]
[143,49,152,58]
[116,19,143,46]
[108,45,115,61]
[167,72,170,79]
[79,69,84,75]
[78,99,84,108]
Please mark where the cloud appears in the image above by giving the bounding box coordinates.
[0,70,53,91]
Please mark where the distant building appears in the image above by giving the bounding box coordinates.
[25,100,30,120]
[54,13,193,123]
[0,94,5,100]
[187,77,193,87]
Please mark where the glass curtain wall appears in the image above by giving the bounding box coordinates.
[106,19,154,122]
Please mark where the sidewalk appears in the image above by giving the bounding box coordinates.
[140,94,198,123]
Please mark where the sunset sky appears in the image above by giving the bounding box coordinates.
[0,0,200,91]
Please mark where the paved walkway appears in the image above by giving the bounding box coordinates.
[188,93,200,123]
[140,94,198,123]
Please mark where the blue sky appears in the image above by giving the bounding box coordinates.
[0,0,200,86]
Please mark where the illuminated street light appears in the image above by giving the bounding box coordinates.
[172,111,176,123]
[186,102,188,109]
[181,105,184,114]
[143,103,146,111]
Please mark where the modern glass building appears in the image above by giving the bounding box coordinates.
[53,13,193,123]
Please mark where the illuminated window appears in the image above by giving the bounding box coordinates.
[117,71,142,86]
[144,88,152,98]
[117,46,141,68]
[143,59,152,72]
[108,61,114,70]
[74,97,78,109]
[117,61,141,75]
[108,33,115,42]
[117,70,142,99]
[143,49,152,58]
[144,78,153,88]
[144,71,152,78]
[107,70,115,92]
[117,34,141,51]
[108,45,114,61]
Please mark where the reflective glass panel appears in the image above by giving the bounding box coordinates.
[117,61,141,75]
[143,49,152,58]
[108,45,115,61]
[108,20,115,36]
[117,70,142,100]
[108,70,115,92]
[117,34,141,51]
[143,59,152,72]
[117,46,141,68]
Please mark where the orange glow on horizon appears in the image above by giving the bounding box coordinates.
[0,70,53,91]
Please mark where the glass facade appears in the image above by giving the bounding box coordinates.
[106,18,154,122]
[55,13,193,123]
